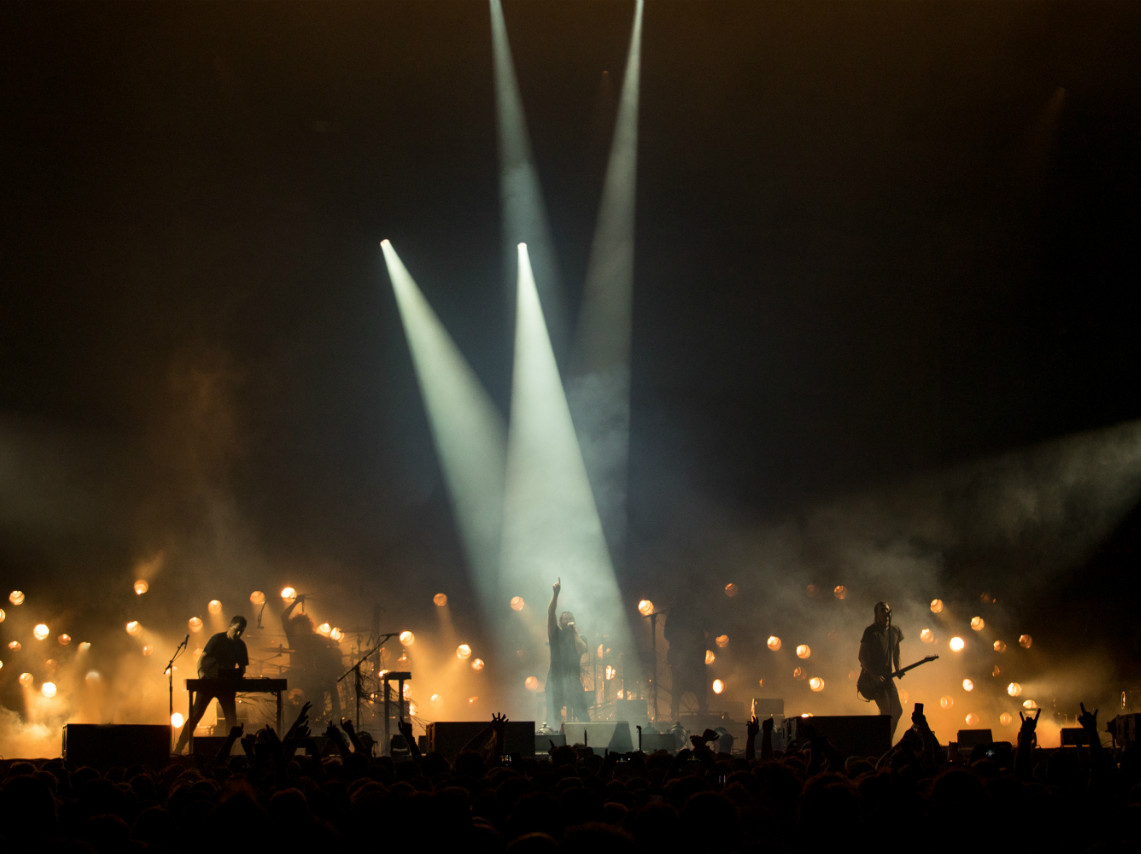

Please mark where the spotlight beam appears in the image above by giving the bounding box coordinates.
[569,0,644,562]
[381,240,507,610]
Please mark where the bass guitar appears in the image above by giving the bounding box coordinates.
[857,655,938,701]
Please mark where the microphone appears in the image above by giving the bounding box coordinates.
[181,634,189,648]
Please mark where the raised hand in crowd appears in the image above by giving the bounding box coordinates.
[398,719,422,763]
[1015,706,1041,779]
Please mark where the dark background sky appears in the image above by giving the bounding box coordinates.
[1,1,1138,731]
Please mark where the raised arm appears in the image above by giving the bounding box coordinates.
[548,577,561,637]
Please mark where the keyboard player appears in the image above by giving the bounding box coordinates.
[173,615,250,754]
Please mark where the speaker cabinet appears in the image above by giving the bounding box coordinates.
[785,715,892,759]
[561,721,635,753]
[639,731,678,753]
[63,724,172,769]
[536,732,566,755]
[425,721,535,760]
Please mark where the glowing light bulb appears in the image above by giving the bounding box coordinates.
[637,599,654,616]
[1018,634,1032,649]
[712,679,725,694]
[142,645,153,656]
[249,590,265,605]
[604,665,615,680]
[992,665,1001,677]
[510,596,525,612]
[716,634,730,648]
[126,621,141,636]
[85,670,101,683]
[171,712,185,728]
[792,667,806,680]
[999,712,1014,727]
[930,598,944,614]
[724,583,738,598]
[316,623,331,636]
[42,682,57,698]
[399,631,415,646]
[208,599,222,615]
[0,660,4,670]
[0,608,5,623]
[524,677,539,691]
[833,585,847,600]
[949,636,965,653]
[58,634,71,645]
[970,616,985,631]
[796,644,811,660]
[281,587,296,601]
[962,678,974,692]
[767,636,782,652]
[457,644,472,660]
[33,624,50,641]
[8,641,21,651]
[965,713,979,726]
[19,672,33,687]
[809,677,825,692]
[433,593,448,607]
[78,642,91,652]
[993,640,1007,653]
[188,617,203,633]
[940,695,954,709]
[134,580,149,595]
[471,658,485,672]
[430,693,442,703]
[704,650,716,665]
[1022,699,1038,710]
[920,628,934,643]
[330,627,344,642]
[1007,682,1022,697]
[467,696,478,705]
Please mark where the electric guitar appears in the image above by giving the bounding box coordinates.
[857,655,939,701]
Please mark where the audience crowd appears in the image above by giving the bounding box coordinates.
[1,701,1137,852]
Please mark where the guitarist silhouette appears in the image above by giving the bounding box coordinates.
[858,602,905,739]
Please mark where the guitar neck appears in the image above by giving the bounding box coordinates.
[893,656,938,678]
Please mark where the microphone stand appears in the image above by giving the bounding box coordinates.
[163,635,190,728]
[339,633,395,729]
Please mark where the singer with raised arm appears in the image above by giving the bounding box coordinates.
[173,615,249,754]
[547,578,589,724]
[858,601,904,739]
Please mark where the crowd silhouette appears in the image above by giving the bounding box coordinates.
[1,700,1137,852]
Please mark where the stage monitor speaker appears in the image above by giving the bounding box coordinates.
[785,715,892,759]
[1059,728,1088,747]
[562,721,635,753]
[425,721,535,761]
[1111,713,1140,746]
[536,733,566,755]
[640,731,678,753]
[956,729,993,750]
[63,724,172,769]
